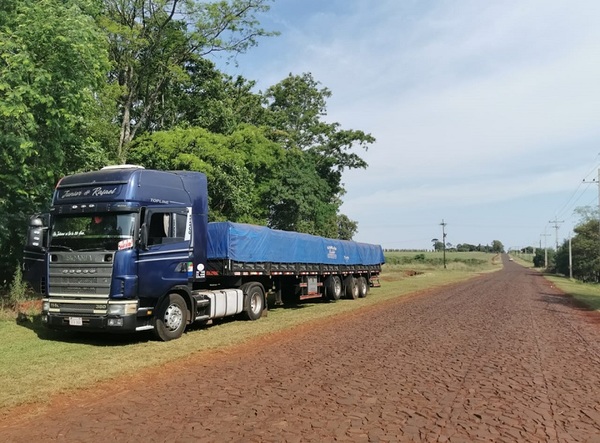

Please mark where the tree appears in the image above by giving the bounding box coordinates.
[0,0,111,283]
[336,214,358,241]
[99,0,277,161]
[265,148,338,237]
[431,240,444,252]
[128,125,282,223]
[491,240,505,253]
[555,219,600,282]
[261,73,375,237]
[155,59,266,134]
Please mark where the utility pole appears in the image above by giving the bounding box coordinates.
[569,235,573,279]
[549,219,564,251]
[440,219,447,269]
[541,230,551,268]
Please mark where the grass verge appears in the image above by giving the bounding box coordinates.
[0,252,501,412]
[544,275,600,311]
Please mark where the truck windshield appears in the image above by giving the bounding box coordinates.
[51,213,137,252]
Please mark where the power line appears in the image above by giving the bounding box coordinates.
[547,152,600,237]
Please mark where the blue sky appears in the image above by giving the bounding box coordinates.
[219,0,600,250]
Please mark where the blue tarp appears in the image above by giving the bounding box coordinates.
[207,222,385,266]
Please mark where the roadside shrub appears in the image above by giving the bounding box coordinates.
[1,265,36,321]
[9,265,28,305]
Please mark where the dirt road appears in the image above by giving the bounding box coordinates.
[2,258,600,442]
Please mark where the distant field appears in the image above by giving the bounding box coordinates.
[511,253,534,265]
[384,250,498,272]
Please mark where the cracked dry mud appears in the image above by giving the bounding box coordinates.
[2,257,600,442]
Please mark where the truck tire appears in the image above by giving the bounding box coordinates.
[325,275,342,301]
[344,276,359,300]
[242,282,265,321]
[154,293,188,341]
[357,276,369,298]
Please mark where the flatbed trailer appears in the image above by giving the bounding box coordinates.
[204,222,383,302]
[24,166,385,341]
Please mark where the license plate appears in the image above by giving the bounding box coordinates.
[69,317,83,326]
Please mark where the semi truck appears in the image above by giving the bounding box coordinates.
[23,165,385,341]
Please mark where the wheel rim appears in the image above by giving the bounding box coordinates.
[164,303,183,331]
[250,292,261,314]
[360,279,367,295]
[334,279,342,297]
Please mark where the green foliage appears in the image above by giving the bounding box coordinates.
[555,219,600,282]
[159,60,267,134]
[8,266,27,305]
[533,248,555,269]
[259,73,374,237]
[432,241,445,251]
[129,125,282,223]
[100,0,277,161]
[0,0,111,284]
[337,214,358,241]
[491,240,505,253]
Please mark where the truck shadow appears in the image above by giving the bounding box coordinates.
[15,297,319,344]
[16,314,153,345]
[537,292,600,325]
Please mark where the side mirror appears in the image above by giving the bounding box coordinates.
[26,216,46,250]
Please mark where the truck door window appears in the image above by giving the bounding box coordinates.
[148,212,187,245]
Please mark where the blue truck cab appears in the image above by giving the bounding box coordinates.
[25,165,223,340]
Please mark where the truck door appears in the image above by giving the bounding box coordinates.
[137,207,193,301]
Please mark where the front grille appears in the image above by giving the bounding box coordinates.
[49,251,114,298]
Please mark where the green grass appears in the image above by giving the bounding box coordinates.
[0,252,501,412]
[544,275,600,311]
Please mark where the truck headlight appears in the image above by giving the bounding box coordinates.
[42,301,50,313]
[107,302,137,316]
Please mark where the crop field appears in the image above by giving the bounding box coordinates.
[384,250,498,272]
[0,252,501,413]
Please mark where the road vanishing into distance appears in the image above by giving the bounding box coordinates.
[2,256,600,442]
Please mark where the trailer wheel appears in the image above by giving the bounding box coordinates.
[357,276,369,298]
[154,293,188,341]
[325,275,342,301]
[242,282,265,321]
[344,276,359,300]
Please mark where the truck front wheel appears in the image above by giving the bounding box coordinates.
[154,293,188,341]
[242,282,265,321]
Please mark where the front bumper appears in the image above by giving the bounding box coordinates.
[42,299,153,333]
